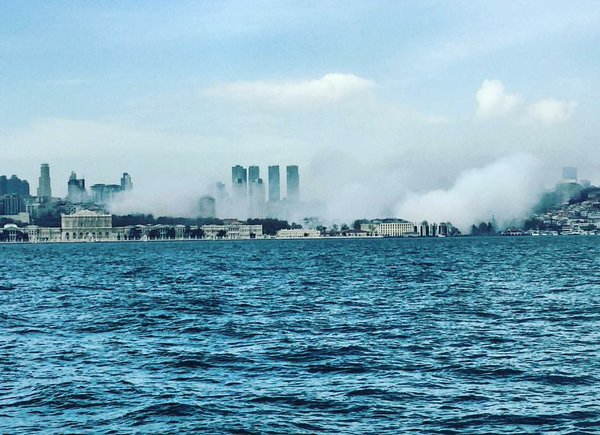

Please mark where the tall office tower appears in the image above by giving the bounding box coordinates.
[248,166,260,184]
[7,175,22,195]
[37,163,52,198]
[562,167,577,182]
[1,194,24,215]
[198,195,217,219]
[20,180,30,196]
[67,171,87,203]
[0,175,6,195]
[249,178,266,218]
[211,182,227,200]
[231,165,248,198]
[120,173,133,191]
[268,165,280,201]
[91,184,122,204]
[286,165,300,201]
[231,165,248,201]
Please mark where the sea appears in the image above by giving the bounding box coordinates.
[1,237,599,434]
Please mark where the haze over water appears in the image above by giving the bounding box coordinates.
[1,238,599,434]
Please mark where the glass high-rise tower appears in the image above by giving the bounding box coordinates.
[37,163,52,198]
[286,165,299,202]
[268,165,280,201]
[231,165,248,201]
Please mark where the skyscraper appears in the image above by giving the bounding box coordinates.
[249,178,266,218]
[0,175,6,195]
[231,165,248,201]
[198,195,217,218]
[120,173,133,191]
[67,171,87,203]
[286,165,299,201]
[268,165,280,201]
[248,166,260,184]
[37,163,52,198]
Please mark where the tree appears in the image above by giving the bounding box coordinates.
[328,224,339,236]
[216,229,227,239]
[471,221,495,236]
[246,218,290,235]
[190,228,204,239]
[353,219,369,230]
[128,227,142,240]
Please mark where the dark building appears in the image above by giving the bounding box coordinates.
[21,180,30,196]
[37,163,52,198]
[268,165,280,201]
[1,175,30,196]
[286,165,300,201]
[1,194,24,215]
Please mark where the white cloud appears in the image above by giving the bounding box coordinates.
[527,98,576,124]
[203,73,374,107]
[476,79,521,118]
[395,154,544,232]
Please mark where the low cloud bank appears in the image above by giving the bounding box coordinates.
[395,154,545,232]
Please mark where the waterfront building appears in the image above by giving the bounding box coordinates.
[0,176,6,195]
[286,165,299,201]
[198,195,217,218]
[202,224,263,240]
[37,163,52,198]
[276,228,321,238]
[120,173,133,191]
[24,225,61,243]
[67,172,87,203]
[61,209,113,241]
[268,165,280,201]
[360,220,416,237]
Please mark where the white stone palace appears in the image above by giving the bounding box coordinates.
[61,210,113,242]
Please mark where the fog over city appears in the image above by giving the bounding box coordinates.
[1,1,599,231]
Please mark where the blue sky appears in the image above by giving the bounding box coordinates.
[1,1,599,219]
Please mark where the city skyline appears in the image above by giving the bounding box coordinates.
[1,2,599,224]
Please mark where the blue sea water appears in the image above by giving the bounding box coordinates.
[1,237,599,434]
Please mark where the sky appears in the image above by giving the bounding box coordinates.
[1,1,599,223]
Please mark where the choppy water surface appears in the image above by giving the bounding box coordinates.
[1,237,599,434]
